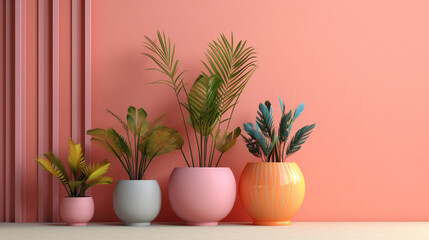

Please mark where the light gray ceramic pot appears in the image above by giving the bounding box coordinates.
[113,180,161,226]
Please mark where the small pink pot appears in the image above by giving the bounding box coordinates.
[168,167,236,226]
[60,197,94,226]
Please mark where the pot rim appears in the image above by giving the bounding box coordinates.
[62,196,93,199]
[246,161,298,164]
[117,179,158,182]
[173,167,232,169]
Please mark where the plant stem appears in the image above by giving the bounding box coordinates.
[180,148,190,167]
[174,93,195,167]
[63,183,71,197]
[208,137,215,167]
[215,152,224,167]
[204,137,208,167]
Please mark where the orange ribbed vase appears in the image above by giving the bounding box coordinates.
[239,162,305,226]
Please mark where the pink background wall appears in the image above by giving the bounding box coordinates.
[1,0,429,222]
[90,0,429,222]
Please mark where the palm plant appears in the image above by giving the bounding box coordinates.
[36,138,113,197]
[87,106,184,179]
[143,31,257,167]
[242,98,316,162]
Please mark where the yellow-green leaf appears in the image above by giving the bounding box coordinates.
[68,138,86,174]
[68,181,83,194]
[82,159,111,181]
[36,157,68,184]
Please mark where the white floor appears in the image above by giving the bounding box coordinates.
[0,222,428,240]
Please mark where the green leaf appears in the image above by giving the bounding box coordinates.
[87,128,107,138]
[202,33,257,115]
[140,128,184,158]
[216,127,241,153]
[127,108,137,135]
[187,74,222,136]
[137,108,149,135]
[107,128,132,159]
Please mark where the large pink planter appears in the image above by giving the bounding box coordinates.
[168,167,236,226]
[60,197,94,226]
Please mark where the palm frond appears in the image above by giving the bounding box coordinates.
[143,31,185,94]
[186,74,222,136]
[203,33,257,115]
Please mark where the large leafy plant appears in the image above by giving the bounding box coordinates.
[87,106,183,179]
[143,31,257,167]
[36,138,113,197]
[242,98,316,162]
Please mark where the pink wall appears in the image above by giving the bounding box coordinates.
[1,0,429,222]
[90,0,429,222]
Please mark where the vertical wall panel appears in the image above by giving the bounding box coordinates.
[2,0,91,222]
[25,0,38,222]
[0,0,5,223]
[37,0,51,222]
[4,0,13,222]
[72,0,82,144]
[85,0,92,168]
[14,0,26,223]
[52,0,60,222]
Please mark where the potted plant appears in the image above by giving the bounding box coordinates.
[36,138,112,226]
[87,106,183,226]
[240,98,316,225]
[143,32,257,226]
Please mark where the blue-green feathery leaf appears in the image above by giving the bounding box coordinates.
[279,98,285,114]
[241,135,261,158]
[256,103,273,138]
[286,123,316,155]
[293,103,305,120]
[243,122,273,156]
[279,110,292,142]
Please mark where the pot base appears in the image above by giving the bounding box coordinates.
[254,221,291,226]
[187,221,218,226]
[125,222,151,227]
[67,223,88,226]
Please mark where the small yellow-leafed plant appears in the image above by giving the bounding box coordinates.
[36,138,113,197]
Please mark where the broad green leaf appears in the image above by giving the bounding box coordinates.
[86,128,107,138]
[141,128,184,158]
[216,127,241,153]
